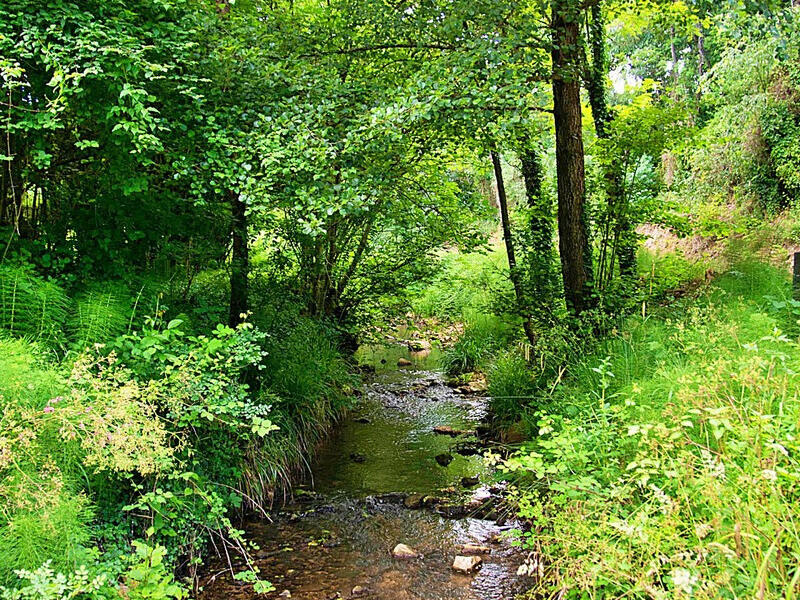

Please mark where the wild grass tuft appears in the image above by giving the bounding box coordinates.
[441,313,510,376]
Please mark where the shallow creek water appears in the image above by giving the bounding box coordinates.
[202,346,527,600]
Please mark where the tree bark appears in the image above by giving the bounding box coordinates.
[491,150,536,346]
[228,189,249,327]
[697,27,706,77]
[552,0,594,315]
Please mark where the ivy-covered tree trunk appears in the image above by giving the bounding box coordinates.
[228,190,249,327]
[491,150,536,346]
[552,0,594,315]
[519,142,557,307]
[586,3,636,284]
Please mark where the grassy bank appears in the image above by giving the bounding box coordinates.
[0,264,353,597]
[501,259,800,598]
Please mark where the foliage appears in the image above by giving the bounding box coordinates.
[0,563,108,600]
[69,283,138,351]
[121,543,186,600]
[410,246,513,321]
[505,261,800,599]
[0,265,70,349]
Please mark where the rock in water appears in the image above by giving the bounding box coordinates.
[403,494,424,509]
[391,543,419,559]
[350,453,366,463]
[461,476,479,487]
[460,543,490,555]
[397,358,412,366]
[435,453,453,467]
[452,555,483,573]
[407,339,432,352]
[433,425,475,437]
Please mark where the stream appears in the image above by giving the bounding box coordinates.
[202,344,527,600]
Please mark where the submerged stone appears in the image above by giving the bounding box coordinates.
[407,339,432,352]
[433,425,474,437]
[452,555,483,573]
[403,493,425,509]
[391,543,420,559]
[460,543,491,555]
[435,453,453,467]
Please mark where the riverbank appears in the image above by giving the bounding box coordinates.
[0,267,355,595]
[504,259,800,598]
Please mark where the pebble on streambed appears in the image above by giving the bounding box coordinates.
[452,555,483,574]
[434,453,453,467]
[391,543,421,559]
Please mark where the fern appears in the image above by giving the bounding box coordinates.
[69,282,134,349]
[0,265,70,348]
[0,488,94,585]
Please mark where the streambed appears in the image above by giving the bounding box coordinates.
[202,346,527,600]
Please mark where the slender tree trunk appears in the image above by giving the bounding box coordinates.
[697,27,706,77]
[228,190,249,327]
[491,150,536,346]
[670,26,679,83]
[552,0,594,315]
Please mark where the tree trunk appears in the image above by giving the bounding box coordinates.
[491,150,536,346]
[697,27,706,77]
[670,26,678,83]
[586,3,635,283]
[552,0,594,315]
[519,142,557,304]
[228,190,249,327]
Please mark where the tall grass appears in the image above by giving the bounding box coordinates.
[509,261,800,599]
[440,313,510,376]
[241,317,355,505]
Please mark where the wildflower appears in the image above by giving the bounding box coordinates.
[50,396,64,404]
[670,568,698,595]
[761,469,777,481]
[694,522,712,540]
[43,406,54,413]
[700,449,725,479]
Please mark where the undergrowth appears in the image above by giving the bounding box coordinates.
[0,265,354,598]
[503,260,800,599]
